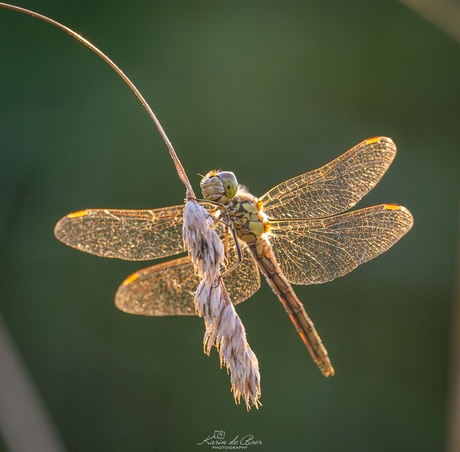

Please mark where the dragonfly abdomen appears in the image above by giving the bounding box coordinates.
[248,237,335,377]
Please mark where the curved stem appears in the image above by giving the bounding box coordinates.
[0,2,195,198]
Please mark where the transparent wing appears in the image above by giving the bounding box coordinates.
[260,137,397,219]
[268,204,413,285]
[115,240,260,316]
[54,206,185,261]
[115,256,198,316]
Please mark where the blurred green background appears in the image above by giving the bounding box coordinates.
[1,0,459,451]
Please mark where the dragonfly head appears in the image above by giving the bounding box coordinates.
[200,170,238,203]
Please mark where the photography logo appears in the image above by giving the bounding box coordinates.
[197,430,262,449]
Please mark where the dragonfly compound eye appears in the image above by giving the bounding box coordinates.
[217,171,238,198]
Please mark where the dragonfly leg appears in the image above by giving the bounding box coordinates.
[196,198,227,209]
[221,219,243,278]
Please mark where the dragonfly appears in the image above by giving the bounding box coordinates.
[54,136,413,377]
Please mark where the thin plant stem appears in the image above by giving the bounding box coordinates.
[0,2,195,198]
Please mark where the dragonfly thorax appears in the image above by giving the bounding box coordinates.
[200,170,238,204]
[200,170,268,244]
[227,192,268,245]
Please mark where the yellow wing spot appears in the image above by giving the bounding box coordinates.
[67,209,89,219]
[365,136,383,145]
[123,272,140,286]
[383,204,401,211]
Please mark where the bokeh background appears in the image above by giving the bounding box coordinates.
[1,1,459,451]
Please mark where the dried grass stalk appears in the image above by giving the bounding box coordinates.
[184,201,261,409]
